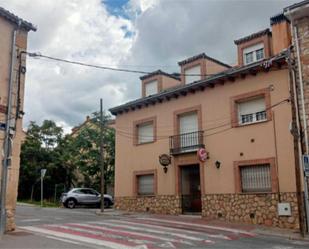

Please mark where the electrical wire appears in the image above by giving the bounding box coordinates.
[24,52,217,77]
[114,98,290,141]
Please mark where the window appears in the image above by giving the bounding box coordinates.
[178,112,199,151]
[240,164,272,193]
[137,174,154,195]
[238,97,266,125]
[245,52,254,64]
[184,65,201,84]
[256,48,264,61]
[243,43,264,65]
[145,80,158,96]
[137,122,154,144]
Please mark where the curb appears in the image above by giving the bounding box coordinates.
[17,202,36,207]
[253,229,309,242]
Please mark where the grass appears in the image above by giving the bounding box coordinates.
[18,199,61,208]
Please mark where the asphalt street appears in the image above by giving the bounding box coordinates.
[0,204,308,249]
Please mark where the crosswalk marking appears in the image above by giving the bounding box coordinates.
[138,217,255,236]
[20,226,146,249]
[89,221,206,241]
[69,223,195,246]
[20,216,255,248]
[108,219,231,240]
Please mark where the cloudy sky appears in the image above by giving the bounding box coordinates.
[1,0,297,132]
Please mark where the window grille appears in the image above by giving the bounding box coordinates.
[137,174,154,195]
[241,164,271,192]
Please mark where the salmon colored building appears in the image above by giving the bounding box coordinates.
[0,7,36,231]
[110,8,309,230]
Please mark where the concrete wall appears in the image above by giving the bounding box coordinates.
[114,69,295,198]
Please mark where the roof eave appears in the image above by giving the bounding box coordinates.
[109,53,287,116]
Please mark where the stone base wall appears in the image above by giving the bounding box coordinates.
[115,195,181,215]
[6,208,16,231]
[202,192,299,229]
[116,192,299,229]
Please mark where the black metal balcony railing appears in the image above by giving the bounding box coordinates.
[169,130,204,155]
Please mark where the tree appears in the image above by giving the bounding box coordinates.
[18,114,115,201]
[19,120,66,200]
[71,112,115,191]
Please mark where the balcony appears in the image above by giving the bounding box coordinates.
[169,131,204,155]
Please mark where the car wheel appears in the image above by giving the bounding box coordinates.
[66,199,77,209]
[104,199,111,208]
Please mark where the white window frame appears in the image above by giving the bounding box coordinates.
[243,43,265,65]
[137,174,154,195]
[137,122,154,144]
[184,65,201,84]
[145,80,158,97]
[237,96,267,125]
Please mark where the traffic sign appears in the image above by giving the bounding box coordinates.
[302,155,309,177]
[41,169,47,178]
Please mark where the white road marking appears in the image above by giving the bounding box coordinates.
[105,219,231,240]
[48,224,154,246]
[89,221,205,241]
[71,223,194,246]
[20,226,146,249]
[20,219,41,222]
[45,235,82,245]
[138,217,255,236]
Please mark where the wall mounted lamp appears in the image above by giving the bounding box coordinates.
[215,161,221,169]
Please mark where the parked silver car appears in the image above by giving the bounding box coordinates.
[60,188,113,209]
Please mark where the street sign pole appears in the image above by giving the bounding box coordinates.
[100,99,105,213]
[40,169,46,207]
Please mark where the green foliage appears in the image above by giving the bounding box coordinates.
[18,114,115,201]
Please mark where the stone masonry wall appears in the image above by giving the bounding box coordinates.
[116,192,299,229]
[115,195,181,215]
[202,192,299,229]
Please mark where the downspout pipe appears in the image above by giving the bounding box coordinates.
[294,25,309,153]
[288,15,309,233]
[0,21,20,237]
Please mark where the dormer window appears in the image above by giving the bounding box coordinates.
[243,43,265,65]
[145,80,158,96]
[184,65,201,84]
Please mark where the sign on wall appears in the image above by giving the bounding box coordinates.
[302,155,309,177]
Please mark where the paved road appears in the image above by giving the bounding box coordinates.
[0,205,309,249]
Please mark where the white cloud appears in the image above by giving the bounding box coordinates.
[1,0,135,130]
[0,0,297,132]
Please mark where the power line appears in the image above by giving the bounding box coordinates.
[114,98,290,140]
[24,51,216,77]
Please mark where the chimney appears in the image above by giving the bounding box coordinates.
[270,13,291,55]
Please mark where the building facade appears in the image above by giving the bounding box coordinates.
[0,7,36,231]
[110,5,309,230]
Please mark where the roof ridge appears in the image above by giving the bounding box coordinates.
[234,28,271,45]
[178,52,231,68]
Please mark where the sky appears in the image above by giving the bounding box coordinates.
[1,0,297,133]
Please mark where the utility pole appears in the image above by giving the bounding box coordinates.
[0,25,18,237]
[289,51,306,236]
[100,99,105,213]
